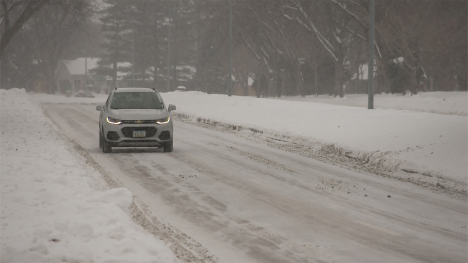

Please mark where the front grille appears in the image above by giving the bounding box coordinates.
[121,120,156,124]
[121,127,157,138]
[120,140,158,143]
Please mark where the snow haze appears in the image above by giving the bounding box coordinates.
[1,88,467,262]
[1,89,179,263]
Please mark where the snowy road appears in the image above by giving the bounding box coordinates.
[43,103,467,263]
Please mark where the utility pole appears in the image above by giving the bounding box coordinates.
[85,57,87,84]
[228,0,232,97]
[367,0,375,109]
[132,20,135,87]
[167,1,171,92]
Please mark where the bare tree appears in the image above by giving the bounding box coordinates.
[89,0,468,95]
[19,0,93,93]
[0,0,50,57]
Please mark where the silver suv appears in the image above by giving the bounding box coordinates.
[96,87,176,153]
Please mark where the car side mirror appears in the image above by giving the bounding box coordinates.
[168,104,176,113]
[96,105,104,111]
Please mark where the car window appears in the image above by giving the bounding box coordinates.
[110,92,164,109]
[156,93,165,108]
[105,94,111,108]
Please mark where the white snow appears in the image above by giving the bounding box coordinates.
[272,92,468,116]
[161,91,467,184]
[352,62,377,80]
[0,89,179,263]
[1,88,467,262]
[63,58,99,75]
[391,57,404,64]
[28,89,468,184]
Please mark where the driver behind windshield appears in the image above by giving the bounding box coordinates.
[111,92,163,109]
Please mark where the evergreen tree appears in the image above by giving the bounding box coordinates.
[95,0,133,88]
[130,0,167,88]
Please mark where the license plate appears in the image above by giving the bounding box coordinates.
[133,130,146,137]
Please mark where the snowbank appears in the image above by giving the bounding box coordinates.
[4,88,465,261]
[26,90,467,194]
[26,90,467,193]
[161,91,467,189]
[273,92,468,116]
[0,88,178,262]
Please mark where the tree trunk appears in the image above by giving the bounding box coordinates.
[410,70,418,95]
[243,71,249,96]
[153,66,158,89]
[299,72,305,97]
[282,69,289,96]
[172,64,177,90]
[313,65,318,97]
[296,62,305,97]
[260,73,268,98]
[152,27,159,89]
[45,63,56,94]
[111,62,117,88]
[268,74,276,98]
[276,70,282,97]
[354,45,362,94]
[0,1,47,58]
[310,53,319,97]
[334,62,343,98]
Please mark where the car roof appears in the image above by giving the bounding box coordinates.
[113,87,158,93]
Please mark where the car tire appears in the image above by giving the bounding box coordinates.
[99,126,103,149]
[102,129,112,153]
[163,138,173,152]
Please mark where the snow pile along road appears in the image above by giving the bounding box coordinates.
[162,91,468,197]
[28,90,468,197]
[273,92,468,116]
[0,88,178,262]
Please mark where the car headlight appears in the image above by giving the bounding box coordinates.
[156,116,170,124]
[106,117,122,125]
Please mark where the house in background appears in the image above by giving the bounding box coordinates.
[233,76,256,96]
[56,58,111,94]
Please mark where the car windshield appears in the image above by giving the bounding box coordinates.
[110,92,164,110]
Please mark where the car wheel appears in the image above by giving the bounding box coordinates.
[99,127,103,149]
[163,138,173,152]
[102,129,112,153]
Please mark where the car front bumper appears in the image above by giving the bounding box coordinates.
[103,121,173,147]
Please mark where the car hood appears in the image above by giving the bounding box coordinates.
[109,109,168,120]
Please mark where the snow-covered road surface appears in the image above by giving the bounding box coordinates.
[43,103,467,263]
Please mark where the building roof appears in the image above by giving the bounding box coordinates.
[114,87,158,93]
[63,58,99,75]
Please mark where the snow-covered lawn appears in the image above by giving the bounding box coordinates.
[1,88,467,262]
[23,89,468,187]
[162,91,467,186]
[273,92,468,116]
[1,89,179,262]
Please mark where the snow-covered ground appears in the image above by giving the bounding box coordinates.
[19,90,468,191]
[273,92,468,116]
[1,88,467,262]
[161,91,467,187]
[1,89,179,262]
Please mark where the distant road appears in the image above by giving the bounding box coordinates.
[44,103,467,263]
